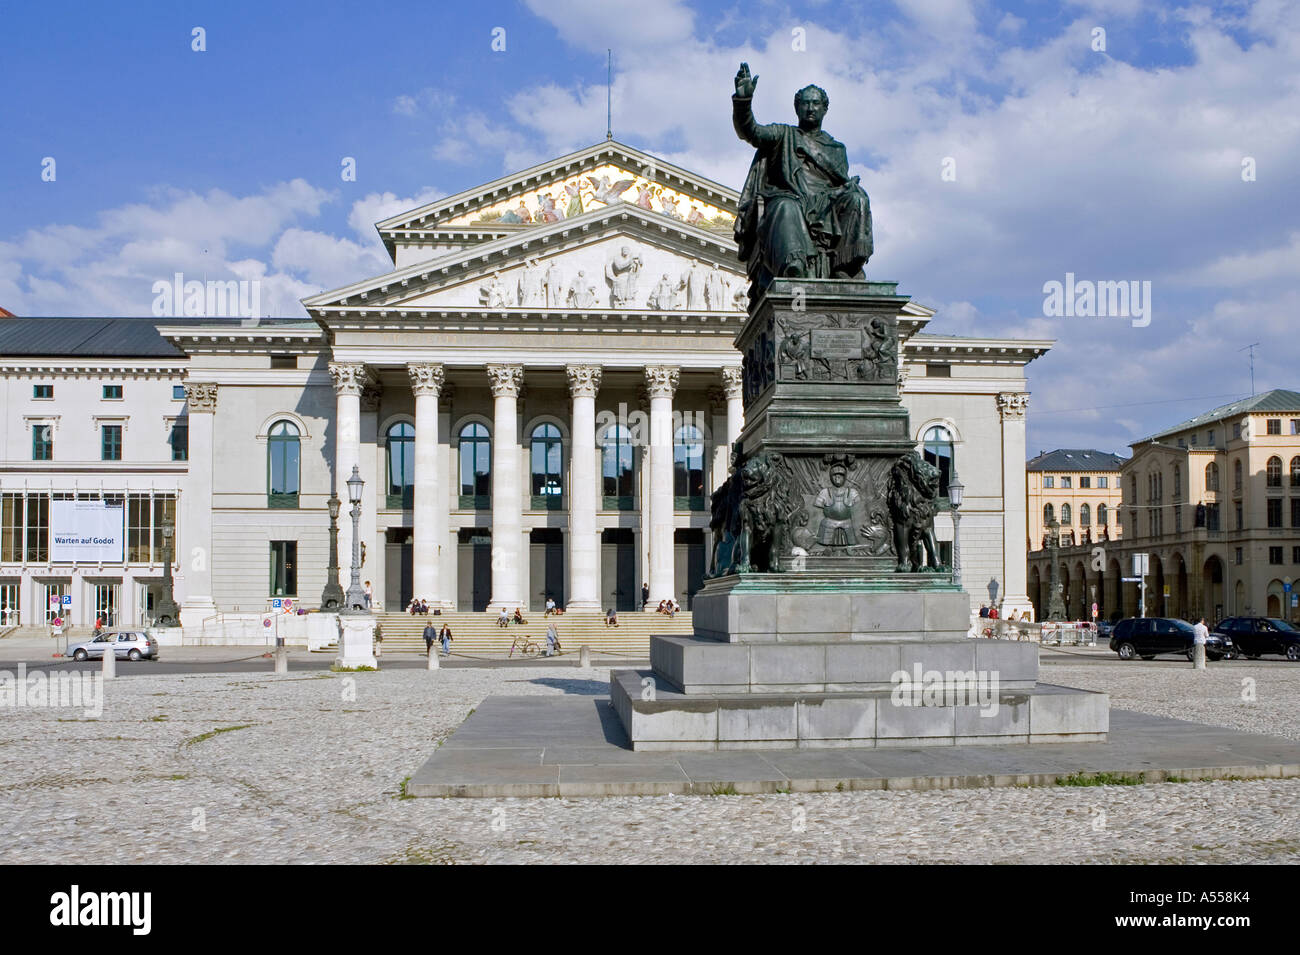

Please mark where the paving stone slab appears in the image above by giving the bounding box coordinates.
[405,696,1300,798]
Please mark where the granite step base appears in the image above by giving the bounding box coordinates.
[610,668,1109,751]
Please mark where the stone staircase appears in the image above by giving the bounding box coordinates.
[373,610,692,656]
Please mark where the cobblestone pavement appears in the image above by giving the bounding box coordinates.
[2,657,1298,864]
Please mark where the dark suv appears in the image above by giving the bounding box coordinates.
[1212,617,1300,661]
[1109,617,1231,661]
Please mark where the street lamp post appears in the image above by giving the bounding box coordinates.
[153,521,180,627]
[947,470,965,589]
[321,492,344,611]
[343,466,366,613]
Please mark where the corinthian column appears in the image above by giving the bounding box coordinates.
[998,391,1032,617]
[566,365,603,611]
[409,363,444,607]
[329,362,372,592]
[487,364,524,609]
[645,365,680,607]
[178,382,217,627]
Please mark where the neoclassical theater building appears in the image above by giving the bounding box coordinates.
[0,141,1047,629]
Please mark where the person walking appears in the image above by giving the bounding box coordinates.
[545,621,560,657]
[641,582,650,608]
[1192,617,1209,670]
[439,624,453,657]
[363,580,373,610]
[422,620,436,655]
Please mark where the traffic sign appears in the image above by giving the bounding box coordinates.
[272,598,282,609]
[1121,577,1140,583]
[61,594,72,606]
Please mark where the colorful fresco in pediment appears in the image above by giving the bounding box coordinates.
[444,163,736,231]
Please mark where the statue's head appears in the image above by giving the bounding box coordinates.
[830,464,847,487]
[794,84,829,129]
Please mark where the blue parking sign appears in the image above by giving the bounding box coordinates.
[61,594,71,605]
[272,598,282,609]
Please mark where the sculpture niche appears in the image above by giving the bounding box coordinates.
[732,62,874,296]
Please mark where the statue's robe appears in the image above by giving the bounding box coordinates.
[732,95,873,286]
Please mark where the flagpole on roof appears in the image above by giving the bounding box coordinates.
[606,49,613,140]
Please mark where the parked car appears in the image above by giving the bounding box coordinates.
[1095,620,1115,641]
[68,630,159,662]
[1109,617,1231,661]
[1213,617,1300,661]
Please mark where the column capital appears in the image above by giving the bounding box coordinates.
[644,365,680,399]
[360,381,384,413]
[183,382,218,413]
[566,364,603,399]
[720,365,743,399]
[707,386,727,415]
[408,362,446,398]
[329,362,373,397]
[997,392,1030,420]
[486,364,524,398]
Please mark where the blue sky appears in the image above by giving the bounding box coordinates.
[2,0,1297,456]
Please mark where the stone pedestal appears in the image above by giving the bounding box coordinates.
[335,614,378,669]
[610,277,1109,751]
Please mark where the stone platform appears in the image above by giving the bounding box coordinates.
[611,670,1107,750]
[406,697,1300,798]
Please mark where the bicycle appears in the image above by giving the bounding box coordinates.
[509,635,542,658]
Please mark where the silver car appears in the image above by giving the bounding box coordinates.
[68,630,159,662]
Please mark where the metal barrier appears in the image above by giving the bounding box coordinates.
[974,619,1098,646]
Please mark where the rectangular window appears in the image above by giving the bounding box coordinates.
[1291,419,1300,435]
[1206,503,1220,531]
[25,493,49,562]
[1098,477,1108,489]
[270,355,296,370]
[32,424,53,461]
[1235,547,1243,565]
[1233,423,1242,440]
[127,494,151,562]
[1236,502,1243,530]
[1061,477,1072,489]
[172,385,185,400]
[1292,498,1300,528]
[101,425,123,461]
[1266,419,1281,435]
[103,385,123,400]
[1268,498,1282,528]
[33,385,53,399]
[1,493,22,562]
[270,541,297,597]
[925,363,950,377]
[1269,546,1283,565]
[170,421,188,461]
[1174,506,1182,535]
[1293,546,1300,565]
[1080,477,1091,488]
[1208,430,1215,445]
[1042,476,1053,488]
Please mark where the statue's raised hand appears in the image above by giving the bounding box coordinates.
[734,62,759,97]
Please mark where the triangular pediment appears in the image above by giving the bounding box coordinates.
[374,140,739,257]
[305,204,748,315]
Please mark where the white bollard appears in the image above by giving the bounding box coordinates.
[427,645,440,670]
[101,644,115,680]
[274,646,288,674]
[579,645,591,668]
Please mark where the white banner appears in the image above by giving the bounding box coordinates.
[50,500,124,562]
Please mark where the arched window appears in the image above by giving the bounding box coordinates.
[1060,503,1072,525]
[1097,503,1108,526]
[267,420,300,508]
[1291,456,1300,487]
[1080,503,1091,526]
[1234,459,1242,491]
[386,422,415,508]
[602,424,635,509]
[674,424,706,505]
[1266,455,1282,488]
[1173,465,1181,498]
[1205,462,1219,491]
[458,423,491,507]
[530,423,563,507]
[1043,503,1054,525]
[922,426,953,497]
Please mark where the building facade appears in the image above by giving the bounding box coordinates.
[1027,390,1300,623]
[1026,449,1126,551]
[1,141,1049,629]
